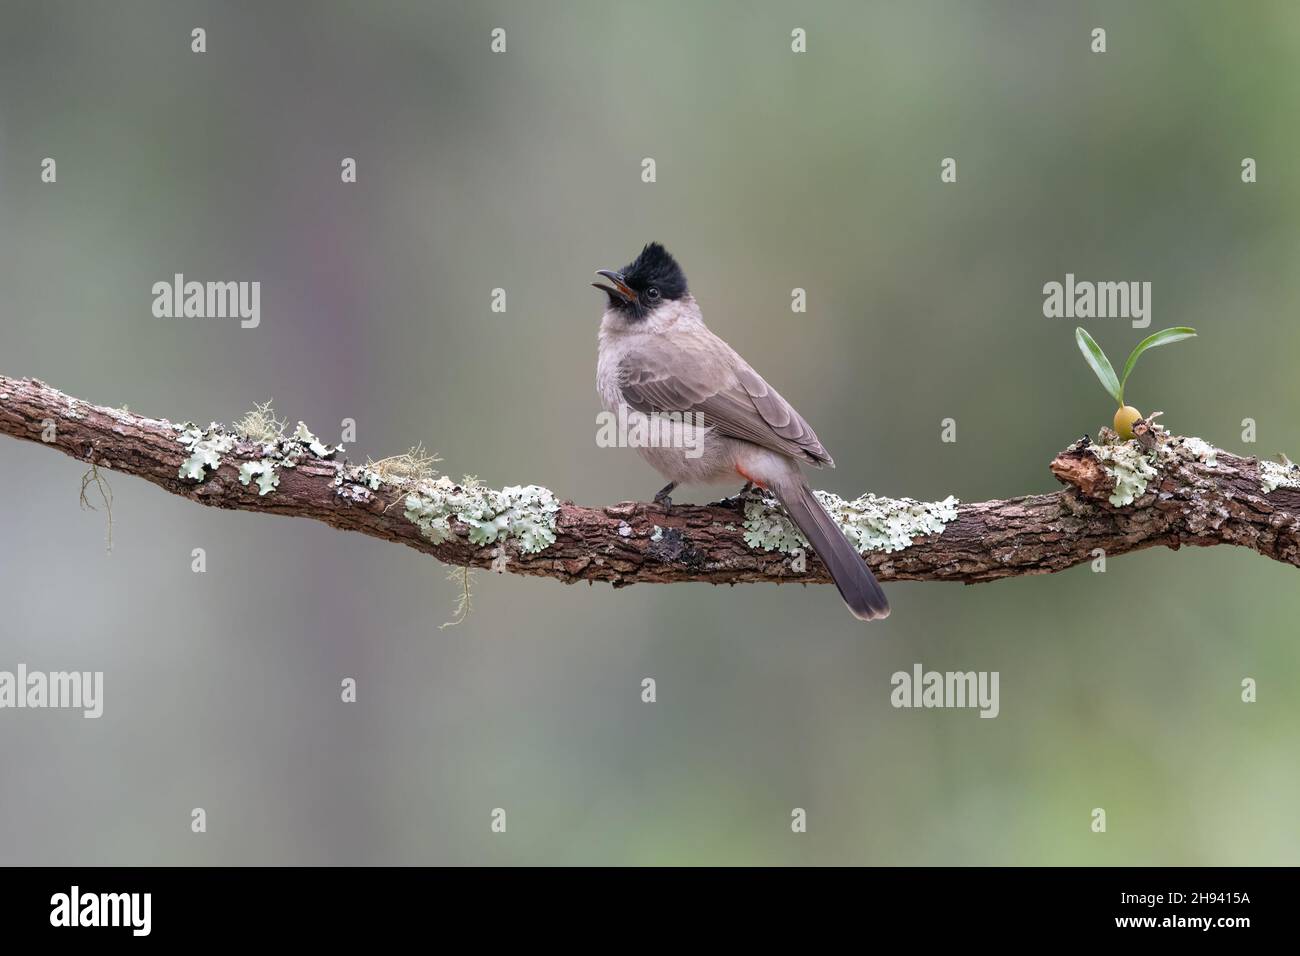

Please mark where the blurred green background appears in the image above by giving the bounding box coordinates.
[1,0,1298,865]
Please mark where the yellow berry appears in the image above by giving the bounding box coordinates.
[1114,405,1142,440]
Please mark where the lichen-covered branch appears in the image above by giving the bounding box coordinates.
[2,374,1299,588]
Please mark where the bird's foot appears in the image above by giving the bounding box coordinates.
[653,481,677,512]
[710,482,755,512]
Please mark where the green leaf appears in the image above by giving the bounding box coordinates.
[1075,327,1122,405]
[1119,327,1197,400]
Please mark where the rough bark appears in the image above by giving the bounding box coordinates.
[2,374,1298,587]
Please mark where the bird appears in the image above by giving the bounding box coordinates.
[593,242,890,621]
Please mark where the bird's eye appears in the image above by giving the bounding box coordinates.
[645,287,660,300]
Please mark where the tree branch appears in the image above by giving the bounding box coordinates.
[2,374,1298,587]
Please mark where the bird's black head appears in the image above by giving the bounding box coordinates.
[593,242,689,318]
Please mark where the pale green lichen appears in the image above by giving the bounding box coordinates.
[651,525,664,542]
[1260,458,1300,494]
[292,421,334,458]
[404,478,560,554]
[177,424,235,481]
[1171,436,1217,468]
[743,490,959,555]
[332,463,386,506]
[1086,441,1158,506]
[178,414,341,492]
[238,459,281,495]
[279,423,342,464]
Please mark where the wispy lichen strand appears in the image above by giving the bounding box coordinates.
[743,491,959,555]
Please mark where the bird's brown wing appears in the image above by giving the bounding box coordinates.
[618,337,833,467]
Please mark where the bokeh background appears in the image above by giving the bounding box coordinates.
[2,0,1298,865]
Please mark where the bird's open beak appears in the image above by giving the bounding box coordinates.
[592,269,635,303]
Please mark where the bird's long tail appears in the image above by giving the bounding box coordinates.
[772,477,890,622]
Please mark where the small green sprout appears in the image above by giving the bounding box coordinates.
[1075,326,1196,439]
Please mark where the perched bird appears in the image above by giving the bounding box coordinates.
[593,242,889,621]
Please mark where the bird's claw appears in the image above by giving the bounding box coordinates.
[710,482,755,512]
[652,481,676,512]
